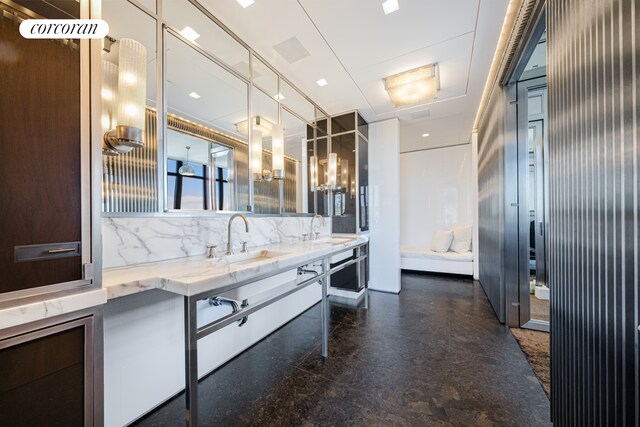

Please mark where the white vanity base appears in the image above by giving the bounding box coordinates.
[103,284,320,427]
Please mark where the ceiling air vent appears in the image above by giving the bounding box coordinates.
[273,37,310,64]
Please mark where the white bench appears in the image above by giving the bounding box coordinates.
[400,246,473,276]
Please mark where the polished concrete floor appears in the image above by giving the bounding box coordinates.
[136,273,551,426]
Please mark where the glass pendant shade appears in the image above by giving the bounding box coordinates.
[271,124,285,179]
[251,128,263,181]
[327,153,338,188]
[179,146,196,176]
[115,38,147,143]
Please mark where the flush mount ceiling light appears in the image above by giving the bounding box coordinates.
[383,63,439,108]
[179,26,200,42]
[316,78,328,87]
[237,0,255,8]
[382,0,399,15]
[189,92,201,99]
[235,115,275,137]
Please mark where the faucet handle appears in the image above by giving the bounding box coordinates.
[206,244,218,259]
[301,233,309,242]
[314,232,321,240]
[240,241,248,253]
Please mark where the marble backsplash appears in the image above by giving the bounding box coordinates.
[102,216,331,269]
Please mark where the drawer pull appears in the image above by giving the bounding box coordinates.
[47,248,77,254]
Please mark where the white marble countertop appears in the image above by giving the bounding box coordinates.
[0,288,107,331]
[103,234,368,300]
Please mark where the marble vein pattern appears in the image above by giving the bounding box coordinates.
[102,235,367,300]
[103,217,331,269]
[0,289,107,330]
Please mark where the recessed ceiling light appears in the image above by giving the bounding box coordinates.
[237,0,255,8]
[316,78,328,87]
[422,133,430,137]
[382,0,399,15]
[274,93,285,101]
[189,92,201,99]
[180,26,200,42]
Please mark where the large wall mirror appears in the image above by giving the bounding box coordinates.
[164,31,249,212]
[100,0,328,217]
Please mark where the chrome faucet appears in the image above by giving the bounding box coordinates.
[310,214,324,240]
[226,213,249,255]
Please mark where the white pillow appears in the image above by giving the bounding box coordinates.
[450,224,472,253]
[431,229,454,253]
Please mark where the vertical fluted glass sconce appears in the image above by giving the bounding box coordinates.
[251,129,264,181]
[327,153,338,189]
[103,38,147,154]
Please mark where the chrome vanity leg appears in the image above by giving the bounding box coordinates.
[184,296,198,427]
[321,256,329,358]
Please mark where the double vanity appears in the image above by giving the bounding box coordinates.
[103,219,368,426]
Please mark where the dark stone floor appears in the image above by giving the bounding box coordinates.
[135,273,551,427]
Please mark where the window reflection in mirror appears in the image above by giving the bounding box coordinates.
[165,129,234,211]
[164,31,249,212]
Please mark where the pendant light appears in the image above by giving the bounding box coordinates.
[179,146,196,176]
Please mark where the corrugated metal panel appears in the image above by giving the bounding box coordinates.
[548,0,639,424]
[102,109,158,212]
[477,88,507,322]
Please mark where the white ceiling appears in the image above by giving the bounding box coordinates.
[198,0,509,152]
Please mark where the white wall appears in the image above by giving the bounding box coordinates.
[368,118,401,293]
[399,144,473,248]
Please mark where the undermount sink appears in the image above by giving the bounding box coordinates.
[221,250,290,266]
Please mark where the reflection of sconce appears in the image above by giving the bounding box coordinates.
[341,159,349,192]
[327,153,338,189]
[271,124,285,180]
[251,129,272,181]
[310,155,318,192]
[351,179,356,198]
[103,38,147,155]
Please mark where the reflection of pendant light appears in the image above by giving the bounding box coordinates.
[103,38,147,153]
[251,129,264,181]
[272,124,285,180]
[327,153,338,189]
[310,155,318,192]
[179,146,196,176]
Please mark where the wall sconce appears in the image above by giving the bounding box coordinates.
[327,153,338,189]
[309,155,318,192]
[103,38,147,155]
[383,63,439,108]
[101,60,129,156]
[271,124,285,180]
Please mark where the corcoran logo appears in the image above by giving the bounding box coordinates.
[19,19,109,39]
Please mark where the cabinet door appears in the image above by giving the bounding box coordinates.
[0,316,94,426]
[0,1,87,296]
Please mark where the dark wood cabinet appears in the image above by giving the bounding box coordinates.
[0,0,88,298]
[0,315,96,426]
